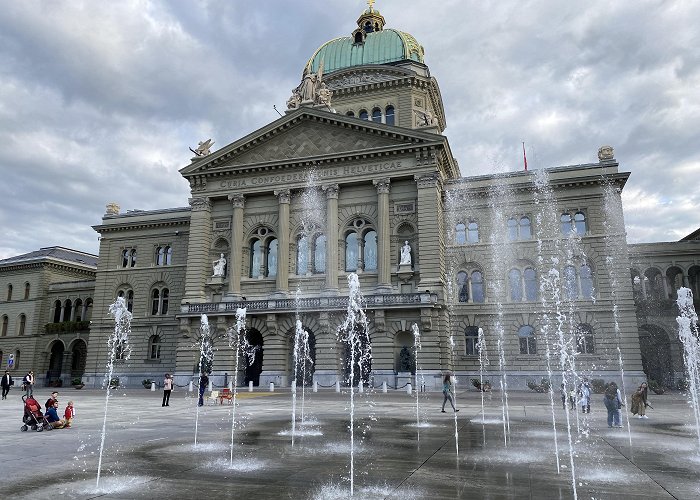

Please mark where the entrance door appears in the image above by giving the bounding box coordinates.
[70,340,88,381]
[639,324,673,387]
[244,329,264,386]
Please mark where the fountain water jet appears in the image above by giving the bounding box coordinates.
[194,314,214,447]
[227,307,247,465]
[676,287,700,454]
[96,296,132,489]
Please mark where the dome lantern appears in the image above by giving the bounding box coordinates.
[353,0,386,43]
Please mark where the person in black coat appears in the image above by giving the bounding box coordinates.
[198,373,209,407]
[1,371,13,399]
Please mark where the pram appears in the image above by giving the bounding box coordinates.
[20,395,52,432]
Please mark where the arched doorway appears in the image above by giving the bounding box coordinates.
[70,339,87,381]
[288,328,316,386]
[639,324,673,387]
[47,341,65,386]
[342,324,372,387]
[244,329,264,387]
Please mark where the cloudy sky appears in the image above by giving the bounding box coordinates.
[1,0,698,259]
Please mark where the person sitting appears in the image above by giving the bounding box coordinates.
[45,391,59,411]
[64,401,75,427]
[46,401,66,429]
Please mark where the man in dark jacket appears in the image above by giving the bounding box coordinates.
[1,371,13,399]
[198,373,209,407]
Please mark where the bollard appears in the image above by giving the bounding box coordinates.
[188,381,193,392]
[407,383,412,395]
[249,381,254,392]
[335,381,341,393]
[358,383,363,393]
[269,382,275,392]
[382,381,387,393]
[313,381,318,393]
[151,382,156,391]
[208,380,213,392]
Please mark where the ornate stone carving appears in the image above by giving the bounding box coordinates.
[415,109,438,127]
[400,241,412,265]
[288,61,332,109]
[598,145,614,161]
[190,139,215,157]
[105,202,120,216]
[373,178,391,194]
[323,184,339,199]
[188,197,212,212]
[274,189,291,204]
[415,173,439,189]
[325,70,402,90]
[228,193,245,209]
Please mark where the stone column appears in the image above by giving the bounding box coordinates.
[182,197,213,303]
[227,194,245,299]
[415,173,443,293]
[323,184,339,294]
[373,178,391,290]
[274,189,291,295]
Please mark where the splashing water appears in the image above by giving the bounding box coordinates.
[194,314,214,447]
[476,327,489,447]
[292,299,313,446]
[337,273,371,496]
[228,308,247,465]
[96,297,132,489]
[676,288,700,454]
[412,323,423,442]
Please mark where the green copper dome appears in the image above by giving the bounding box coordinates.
[305,28,425,76]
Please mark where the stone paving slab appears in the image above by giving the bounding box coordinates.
[0,387,698,499]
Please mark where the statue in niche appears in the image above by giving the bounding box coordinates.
[212,253,226,277]
[400,241,412,265]
[398,346,414,373]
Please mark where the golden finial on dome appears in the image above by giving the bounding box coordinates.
[367,0,376,12]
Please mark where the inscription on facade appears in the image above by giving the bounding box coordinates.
[394,202,415,214]
[219,161,404,189]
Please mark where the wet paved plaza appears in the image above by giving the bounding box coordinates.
[0,387,698,499]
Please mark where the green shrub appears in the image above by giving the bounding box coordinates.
[591,378,606,394]
[109,377,120,388]
[71,377,83,385]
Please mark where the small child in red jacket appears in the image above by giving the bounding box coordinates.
[64,401,75,428]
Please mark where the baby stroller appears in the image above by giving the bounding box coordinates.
[21,395,52,432]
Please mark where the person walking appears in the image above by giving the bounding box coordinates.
[441,374,459,413]
[603,382,623,427]
[198,372,209,407]
[1,371,13,400]
[631,381,649,419]
[162,373,173,407]
[22,371,34,397]
[579,379,591,414]
[560,383,567,410]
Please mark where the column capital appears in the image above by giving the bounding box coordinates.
[414,172,440,189]
[188,197,212,212]
[323,184,340,199]
[373,178,391,194]
[228,193,245,209]
[274,189,291,204]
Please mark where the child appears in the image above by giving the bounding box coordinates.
[64,400,75,428]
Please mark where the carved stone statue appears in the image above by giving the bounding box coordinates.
[400,241,412,265]
[299,72,318,102]
[212,253,226,277]
[398,346,414,372]
[286,89,301,109]
[317,82,332,107]
[415,109,438,127]
[190,139,215,157]
[598,145,614,161]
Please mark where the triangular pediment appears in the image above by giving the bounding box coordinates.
[180,107,445,176]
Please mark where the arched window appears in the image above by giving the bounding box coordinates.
[151,289,160,315]
[156,246,165,266]
[24,283,30,300]
[122,248,137,267]
[354,32,363,44]
[346,111,355,117]
[63,299,73,322]
[267,238,278,277]
[519,216,532,240]
[53,300,62,323]
[122,249,129,267]
[457,271,468,302]
[507,218,518,241]
[84,298,93,321]
[455,223,467,244]
[465,326,479,356]
[250,240,262,278]
[359,110,369,121]
[130,249,137,267]
[509,269,523,301]
[372,108,382,122]
[580,265,594,299]
[117,288,134,313]
[574,212,586,235]
[1,316,7,337]
[561,213,573,234]
[563,265,578,300]
[472,271,485,303]
[6,284,12,301]
[149,335,161,359]
[297,235,309,275]
[363,231,377,271]
[18,314,26,336]
[385,106,395,125]
[524,267,537,301]
[314,235,326,273]
[468,222,479,243]
[165,246,172,265]
[518,325,536,354]
[576,323,595,354]
[74,299,83,321]
[345,233,358,271]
